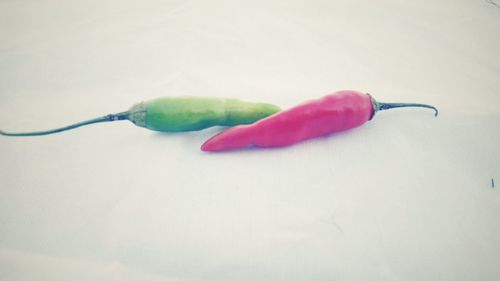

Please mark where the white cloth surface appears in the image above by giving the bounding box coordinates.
[1,0,499,280]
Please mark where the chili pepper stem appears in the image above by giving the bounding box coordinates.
[0,111,130,137]
[370,96,438,119]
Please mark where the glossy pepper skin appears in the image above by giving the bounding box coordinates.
[201,90,438,152]
[0,97,280,136]
[128,97,281,132]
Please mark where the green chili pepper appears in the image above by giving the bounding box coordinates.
[0,97,280,136]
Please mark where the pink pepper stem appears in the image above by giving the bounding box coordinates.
[201,90,438,152]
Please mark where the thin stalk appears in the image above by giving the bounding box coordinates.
[370,96,438,119]
[377,102,438,116]
[0,111,129,137]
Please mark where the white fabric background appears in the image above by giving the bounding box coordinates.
[1,0,499,280]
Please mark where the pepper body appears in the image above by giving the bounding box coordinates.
[201,90,373,151]
[128,97,280,132]
[0,97,280,137]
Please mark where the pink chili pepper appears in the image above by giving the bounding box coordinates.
[201,90,437,152]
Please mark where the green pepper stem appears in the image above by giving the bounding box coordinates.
[370,97,438,119]
[377,102,438,116]
[0,111,129,137]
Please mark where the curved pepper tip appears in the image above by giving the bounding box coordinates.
[200,141,215,152]
[200,133,227,152]
[201,135,235,152]
[201,125,255,152]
